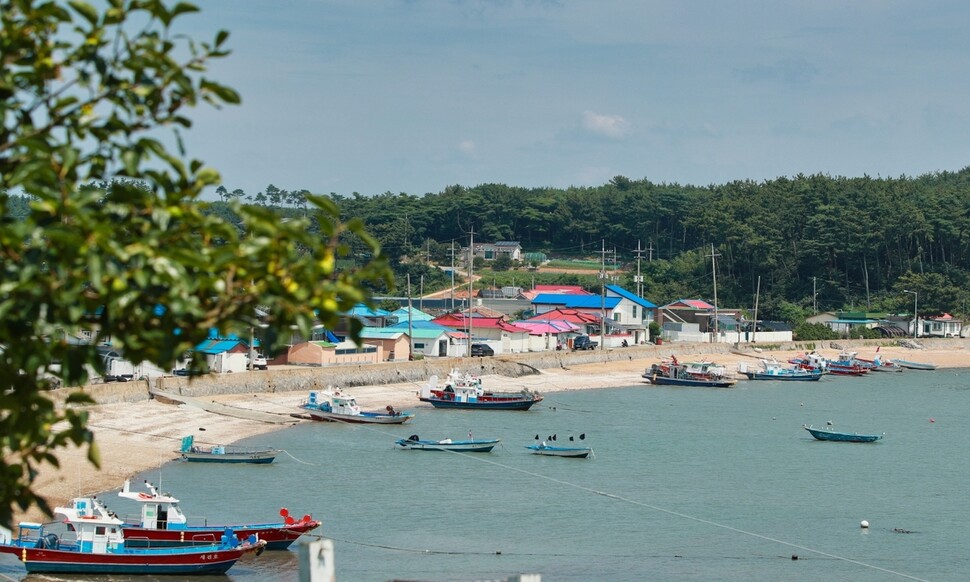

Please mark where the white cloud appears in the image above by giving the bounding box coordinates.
[458,140,478,158]
[582,110,630,139]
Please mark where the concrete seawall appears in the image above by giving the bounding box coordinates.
[54,337,970,406]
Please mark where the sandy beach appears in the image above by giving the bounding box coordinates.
[14,342,969,525]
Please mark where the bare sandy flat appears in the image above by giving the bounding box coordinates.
[12,343,966,524]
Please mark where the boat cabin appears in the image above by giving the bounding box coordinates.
[306,389,362,415]
[57,497,126,553]
[118,479,188,530]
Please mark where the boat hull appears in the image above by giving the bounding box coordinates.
[419,397,540,410]
[301,406,413,424]
[803,425,883,443]
[395,439,499,452]
[743,371,822,381]
[644,375,737,388]
[179,451,277,464]
[890,359,937,371]
[0,543,251,575]
[122,520,320,551]
[526,445,592,458]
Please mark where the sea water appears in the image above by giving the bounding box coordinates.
[5,367,970,581]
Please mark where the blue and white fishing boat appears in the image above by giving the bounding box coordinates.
[803,424,884,443]
[299,388,414,424]
[0,496,266,575]
[738,359,823,381]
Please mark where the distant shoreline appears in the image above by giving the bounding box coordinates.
[13,338,968,525]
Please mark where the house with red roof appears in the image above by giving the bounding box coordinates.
[922,313,963,338]
[431,313,532,355]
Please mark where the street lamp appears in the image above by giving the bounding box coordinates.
[903,290,918,339]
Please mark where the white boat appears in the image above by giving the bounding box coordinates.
[299,388,413,424]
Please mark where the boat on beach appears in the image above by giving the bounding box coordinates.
[526,443,593,458]
[176,435,278,464]
[642,357,738,387]
[417,369,543,410]
[0,496,266,575]
[889,359,937,371]
[394,434,500,452]
[803,424,884,443]
[738,359,823,381]
[299,388,414,423]
[116,479,320,550]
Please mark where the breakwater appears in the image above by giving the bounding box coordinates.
[55,337,968,405]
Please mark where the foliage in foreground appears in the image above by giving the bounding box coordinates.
[0,0,390,527]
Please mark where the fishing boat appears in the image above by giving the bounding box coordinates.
[395,434,500,452]
[803,424,884,443]
[116,479,320,550]
[789,351,829,373]
[855,355,903,372]
[642,357,738,387]
[299,388,414,424]
[889,359,937,371]
[176,435,278,464]
[825,351,871,376]
[737,359,823,381]
[417,369,543,410]
[526,443,593,459]
[0,496,266,575]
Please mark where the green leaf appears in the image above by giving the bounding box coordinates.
[68,1,99,25]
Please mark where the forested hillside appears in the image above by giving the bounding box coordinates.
[8,169,970,323]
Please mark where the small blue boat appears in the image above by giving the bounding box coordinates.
[395,435,499,452]
[177,435,278,464]
[803,424,884,443]
[526,443,593,458]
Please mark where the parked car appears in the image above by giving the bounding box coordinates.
[572,335,598,351]
[248,353,268,370]
[470,343,494,357]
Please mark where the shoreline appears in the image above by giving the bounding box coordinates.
[14,342,968,524]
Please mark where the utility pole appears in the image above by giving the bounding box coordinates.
[633,240,644,298]
[467,228,474,356]
[648,240,654,262]
[813,277,818,314]
[708,243,721,343]
[449,242,456,312]
[753,276,761,344]
[406,274,414,361]
[419,274,424,312]
[598,240,613,352]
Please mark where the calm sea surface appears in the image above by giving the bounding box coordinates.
[5,367,970,581]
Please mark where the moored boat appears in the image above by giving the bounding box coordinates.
[0,496,266,575]
[417,369,543,410]
[176,435,278,464]
[526,443,593,458]
[738,359,823,381]
[116,479,320,550]
[889,359,937,371]
[395,434,500,452]
[803,424,884,443]
[299,388,414,423]
[643,357,737,387]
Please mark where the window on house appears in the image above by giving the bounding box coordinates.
[632,305,638,319]
[414,343,426,349]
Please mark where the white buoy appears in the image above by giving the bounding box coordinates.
[861,520,869,529]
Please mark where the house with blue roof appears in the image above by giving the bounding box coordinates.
[188,331,259,373]
[385,320,458,358]
[531,285,658,346]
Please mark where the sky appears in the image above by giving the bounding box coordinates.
[179,1,970,198]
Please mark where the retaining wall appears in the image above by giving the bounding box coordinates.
[53,337,970,406]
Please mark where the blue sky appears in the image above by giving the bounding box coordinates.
[181,1,970,198]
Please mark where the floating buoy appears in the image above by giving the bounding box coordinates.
[929,418,935,423]
[861,520,869,529]
[791,554,798,560]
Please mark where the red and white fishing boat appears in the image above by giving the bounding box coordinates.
[116,479,320,550]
